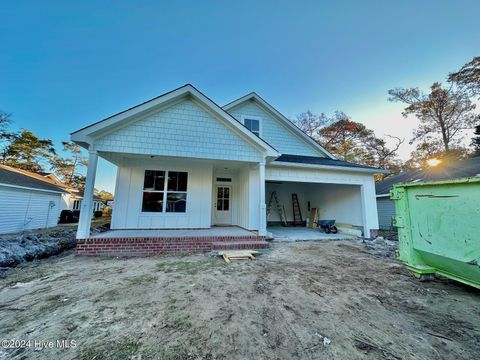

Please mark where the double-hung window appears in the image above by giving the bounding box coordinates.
[142,170,188,213]
[243,117,260,137]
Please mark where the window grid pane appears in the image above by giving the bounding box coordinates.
[142,192,164,212]
[244,118,260,135]
[142,170,188,213]
[166,192,187,212]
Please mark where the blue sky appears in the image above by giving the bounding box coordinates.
[1,1,479,193]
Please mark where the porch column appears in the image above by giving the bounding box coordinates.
[360,181,378,239]
[258,161,267,236]
[76,149,98,239]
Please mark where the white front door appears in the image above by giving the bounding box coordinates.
[214,185,232,225]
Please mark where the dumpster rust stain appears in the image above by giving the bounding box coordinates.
[415,194,459,199]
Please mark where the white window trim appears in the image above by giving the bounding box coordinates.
[141,169,189,214]
[241,115,262,138]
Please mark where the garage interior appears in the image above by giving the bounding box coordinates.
[266,180,365,239]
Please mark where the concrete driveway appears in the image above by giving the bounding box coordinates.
[267,226,355,241]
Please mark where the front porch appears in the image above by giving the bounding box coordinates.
[76,226,270,256]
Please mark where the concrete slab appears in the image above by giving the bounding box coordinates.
[268,226,355,241]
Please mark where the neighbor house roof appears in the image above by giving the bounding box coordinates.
[0,165,67,193]
[71,84,279,158]
[376,156,480,196]
[271,154,388,174]
[223,92,336,159]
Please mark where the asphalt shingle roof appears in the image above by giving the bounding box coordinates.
[375,156,480,195]
[0,166,67,193]
[274,154,382,170]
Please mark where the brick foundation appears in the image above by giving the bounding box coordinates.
[76,235,269,257]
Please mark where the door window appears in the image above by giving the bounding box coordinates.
[217,187,230,211]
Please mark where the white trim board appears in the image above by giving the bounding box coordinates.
[269,161,389,174]
[0,182,66,195]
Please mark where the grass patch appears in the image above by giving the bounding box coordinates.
[79,337,141,360]
[156,259,225,275]
[38,294,74,313]
[124,274,158,285]
[76,314,89,322]
[6,269,51,286]
[102,288,120,300]
[142,344,192,360]
[167,297,177,311]
[167,315,193,331]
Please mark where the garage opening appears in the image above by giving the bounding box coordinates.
[266,181,365,238]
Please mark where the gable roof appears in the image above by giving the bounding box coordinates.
[71,84,279,157]
[272,154,388,174]
[376,156,480,195]
[223,92,336,159]
[0,165,67,193]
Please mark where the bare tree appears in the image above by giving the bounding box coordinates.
[449,56,480,97]
[294,110,332,139]
[388,82,477,153]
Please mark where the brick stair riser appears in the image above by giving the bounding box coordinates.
[76,236,268,257]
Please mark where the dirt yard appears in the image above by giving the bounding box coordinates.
[0,240,478,360]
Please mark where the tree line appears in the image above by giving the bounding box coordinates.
[294,57,480,178]
[1,57,479,185]
[0,116,114,197]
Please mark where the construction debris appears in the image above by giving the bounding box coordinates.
[360,236,398,258]
[218,250,259,263]
[315,333,332,346]
[0,223,110,272]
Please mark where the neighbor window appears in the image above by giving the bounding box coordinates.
[142,170,188,212]
[244,118,260,137]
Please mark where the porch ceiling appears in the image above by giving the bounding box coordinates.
[97,151,259,168]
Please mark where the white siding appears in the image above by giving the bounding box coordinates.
[306,183,363,226]
[228,101,324,157]
[0,185,63,234]
[111,158,213,229]
[94,98,263,162]
[377,197,396,230]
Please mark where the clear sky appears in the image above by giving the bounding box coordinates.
[1,1,479,193]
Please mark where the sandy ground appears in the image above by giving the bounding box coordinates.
[0,240,479,360]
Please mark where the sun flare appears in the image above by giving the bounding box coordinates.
[426,158,442,167]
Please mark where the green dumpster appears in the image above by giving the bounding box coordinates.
[391,177,480,288]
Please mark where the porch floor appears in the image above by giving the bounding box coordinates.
[268,226,355,241]
[90,226,256,239]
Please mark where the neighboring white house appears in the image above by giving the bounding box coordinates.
[37,172,104,213]
[0,165,67,234]
[376,156,480,230]
[71,84,385,244]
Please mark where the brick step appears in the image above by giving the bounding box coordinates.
[211,241,271,250]
[211,236,264,242]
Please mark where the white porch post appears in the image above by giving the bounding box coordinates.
[258,160,267,236]
[76,149,98,239]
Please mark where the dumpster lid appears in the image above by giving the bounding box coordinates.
[392,177,480,189]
